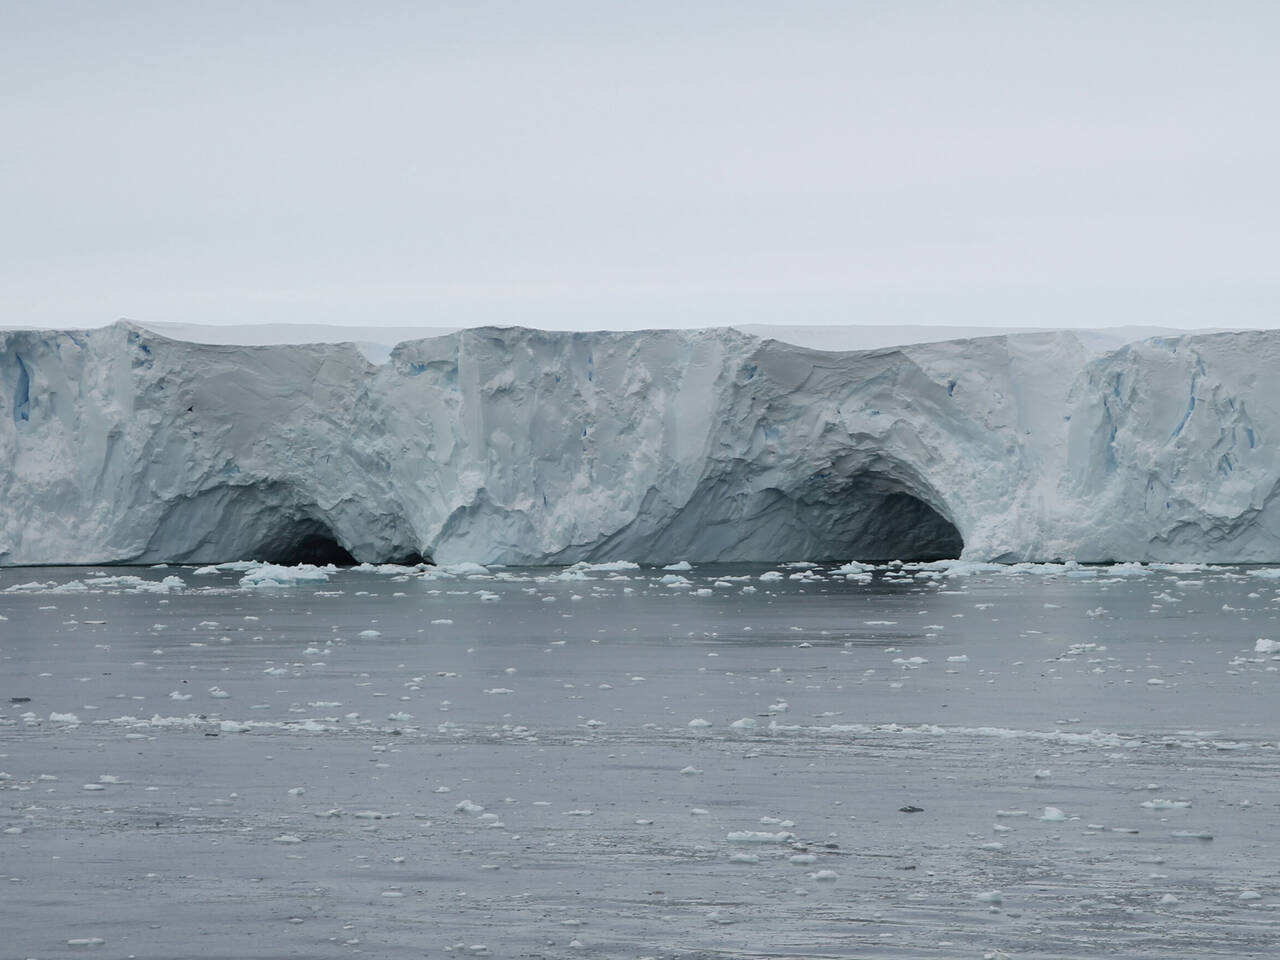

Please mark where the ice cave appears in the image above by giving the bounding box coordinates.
[257,525,358,567]
[834,490,963,562]
[3,321,1280,565]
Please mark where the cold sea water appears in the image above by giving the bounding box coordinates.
[1,560,1278,959]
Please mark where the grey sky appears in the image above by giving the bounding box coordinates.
[3,1,1277,331]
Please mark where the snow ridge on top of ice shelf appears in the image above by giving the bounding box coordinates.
[2,321,1280,565]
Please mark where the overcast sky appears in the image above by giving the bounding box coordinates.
[3,1,1277,331]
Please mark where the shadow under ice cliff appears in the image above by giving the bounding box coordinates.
[1,322,1278,565]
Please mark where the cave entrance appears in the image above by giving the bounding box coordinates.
[807,474,963,563]
[851,491,964,561]
[255,521,358,566]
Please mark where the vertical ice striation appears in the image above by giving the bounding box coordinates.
[1,321,1279,565]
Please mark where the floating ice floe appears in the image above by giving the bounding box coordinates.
[727,830,795,843]
[421,562,490,580]
[238,564,333,588]
[7,575,185,594]
[829,561,873,576]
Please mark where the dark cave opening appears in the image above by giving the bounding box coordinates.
[820,487,963,563]
[256,523,358,566]
[865,492,964,561]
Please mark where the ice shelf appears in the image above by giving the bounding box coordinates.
[2,321,1278,565]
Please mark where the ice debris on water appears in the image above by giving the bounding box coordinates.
[239,564,333,588]
[726,831,795,843]
[5,526,1280,955]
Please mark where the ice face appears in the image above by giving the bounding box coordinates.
[1,321,1278,565]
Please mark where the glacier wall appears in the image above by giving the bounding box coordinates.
[1,321,1278,565]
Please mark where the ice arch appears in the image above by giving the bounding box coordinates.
[256,524,358,566]
[124,480,434,565]
[134,483,361,565]
[830,490,963,561]
[555,460,965,564]
[785,466,964,562]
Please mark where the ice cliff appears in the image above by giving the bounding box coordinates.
[2,321,1278,565]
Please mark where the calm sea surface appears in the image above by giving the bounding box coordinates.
[2,561,1278,958]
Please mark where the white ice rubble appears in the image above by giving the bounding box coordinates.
[4,322,1280,565]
